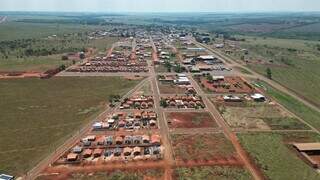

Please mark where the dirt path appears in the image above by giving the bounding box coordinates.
[192,38,320,113]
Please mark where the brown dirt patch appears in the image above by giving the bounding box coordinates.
[170,134,236,161]
[166,112,218,129]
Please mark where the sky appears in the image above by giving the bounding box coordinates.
[0,0,320,12]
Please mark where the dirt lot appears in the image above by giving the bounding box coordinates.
[173,166,252,180]
[166,112,218,129]
[37,169,164,180]
[158,83,188,94]
[170,134,236,161]
[215,100,309,130]
[198,76,256,94]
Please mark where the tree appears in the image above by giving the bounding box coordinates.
[61,55,69,60]
[266,68,272,79]
[160,99,168,108]
[79,52,85,59]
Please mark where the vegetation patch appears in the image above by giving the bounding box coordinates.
[238,132,320,180]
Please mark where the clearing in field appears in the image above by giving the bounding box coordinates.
[0,77,141,177]
[238,132,320,180]
[166,112,218,129]
[170,134,235,161]
[174,166,252,180]
[215,99,309,130]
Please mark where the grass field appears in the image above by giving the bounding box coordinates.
[174,166,252,180]
[238,132,320,180]
[0,22,96,41]
[217,102,309,130]
[256,81,320,131]
[0,55,71,72]
[231,36,320,107]
[0,77,141,176]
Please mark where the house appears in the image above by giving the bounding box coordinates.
[151,135,161,145]
[93,149,103,157]
[92,122,102,130]
[174,77,190,85]
[114,148,122,156]
[124,136,133,144]
[212,76,225,81]
[133,147,142,156]
[133,136,142,144]
[83,149,93,158]
[104,150,113,157]
[105,136,113,145]
[67,153,78,161]
[142,135,150,144]
[72,146,83,154]
[123,147,133,156]
[251,93,266,102]
[197,64,212,71]
[223,95,243,102]
[115,136,123,145]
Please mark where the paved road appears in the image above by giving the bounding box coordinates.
[25,78,149,180]
[191,38,320,113]
[149,36,175,180]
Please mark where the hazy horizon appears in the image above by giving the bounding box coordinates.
[1,0,320,13]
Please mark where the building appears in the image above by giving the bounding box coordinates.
[251,93,266,102]
[293,143,320,168]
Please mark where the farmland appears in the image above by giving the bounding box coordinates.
[0,77,141,176]
[238,132,320,180]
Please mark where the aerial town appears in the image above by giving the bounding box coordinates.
[1,2,320,180]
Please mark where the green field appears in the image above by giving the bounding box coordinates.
[256,81,320,131]
[0,77,141,176]
[238,132,320,180]
[232,36,320,107]
[174,166,252,180]
[0,21,117,72]
[0,55,71,72]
